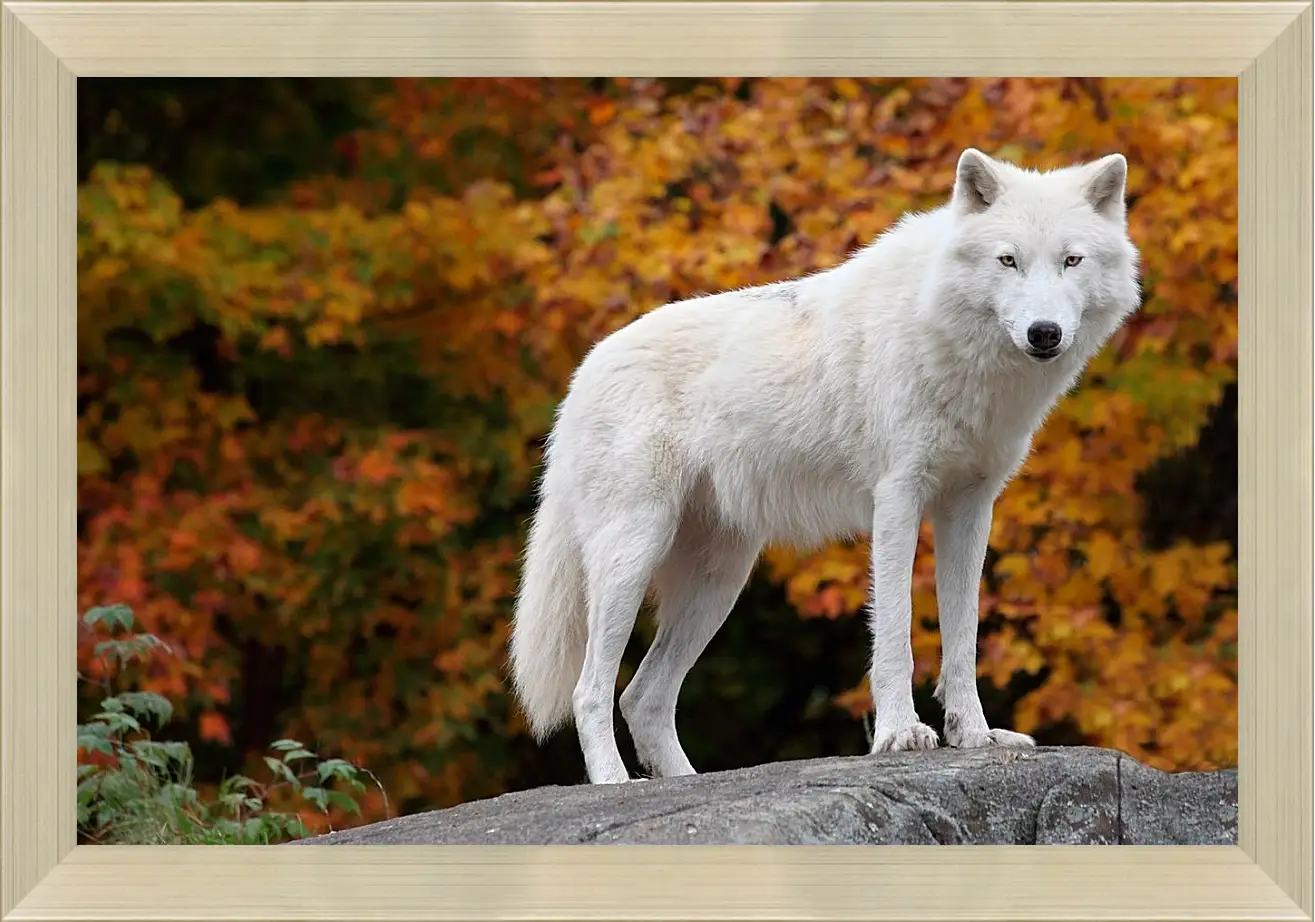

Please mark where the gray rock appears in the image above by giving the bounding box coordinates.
[291,746,1236,846]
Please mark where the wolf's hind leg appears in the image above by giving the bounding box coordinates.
[620,514,760,779]
[573,501,680,784]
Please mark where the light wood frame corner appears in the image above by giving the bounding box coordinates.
[2,2,1311,920]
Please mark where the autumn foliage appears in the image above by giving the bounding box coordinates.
[78,78,1238,828]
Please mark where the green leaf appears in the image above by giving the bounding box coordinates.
[83,604,135,632]
[241,817,272,845]
[115,691,175,728]
[316,758,356,784]
[93,634,171,667]
[300,786,330,812]
[263,756,298,786]
[326,790,361,815]
[219,774,257,796]
[129,739,191,771]
[94,710,141,735]
[218,792,246,815]
[78,721,114,749]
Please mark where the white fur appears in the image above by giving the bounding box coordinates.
[509,148,1142,784]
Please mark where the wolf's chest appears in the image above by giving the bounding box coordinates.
[914,377,1048,486]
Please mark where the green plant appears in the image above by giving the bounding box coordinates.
[77,604,386,844]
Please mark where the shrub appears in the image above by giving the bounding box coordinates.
[77,604,386,844]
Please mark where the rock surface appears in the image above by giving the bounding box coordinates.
[293,746,1236,846]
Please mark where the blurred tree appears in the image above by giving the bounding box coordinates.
[78,78,386,207]
[77,77,1238,830]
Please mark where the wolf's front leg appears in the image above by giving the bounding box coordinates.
[867,477,939,752]
[929,481,1035,749]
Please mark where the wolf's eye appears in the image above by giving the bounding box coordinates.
[997,254,1016,268]
[1064,254,1084,268]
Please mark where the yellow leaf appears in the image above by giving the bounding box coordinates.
[1149,553,1182,596]
[77,439,109,476]
[1084,531,1120,581]
[834,79,862,101]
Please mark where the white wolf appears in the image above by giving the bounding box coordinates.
[510,148,1141,785]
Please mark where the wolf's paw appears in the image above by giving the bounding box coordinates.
[945,723,1036,749]
[870,722,940,753]
[588,771,634,785]
[585,762,636,785]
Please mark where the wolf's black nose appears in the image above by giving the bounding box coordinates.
[1026,321,1062,350]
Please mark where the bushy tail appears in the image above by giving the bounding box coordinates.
[509,487,587,740]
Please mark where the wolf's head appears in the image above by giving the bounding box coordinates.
[938,148,1142,365]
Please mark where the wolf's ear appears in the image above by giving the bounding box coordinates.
[1083,153,1128,223]
[953,148,1003,214]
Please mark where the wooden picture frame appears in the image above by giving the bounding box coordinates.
[3,2,1309,920]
